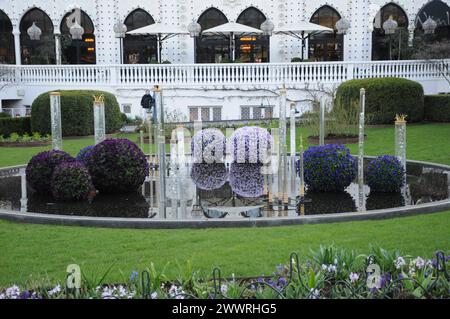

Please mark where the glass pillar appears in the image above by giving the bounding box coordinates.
[49,92,62,150]
[93,95,106,145]
[358,89,366,212]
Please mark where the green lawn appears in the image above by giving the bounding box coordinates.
[0,123,449,287]
[0,211,449,286]
[0,123,449,168]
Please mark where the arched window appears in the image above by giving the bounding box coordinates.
[60,9,95,64]
[20,8,55,64]
[415,0,450,41]
[196,8,229,63]
[372,3,409,60]
[124,9,157,64]
[309,5,343,61]
[235,7,269,63]
[0,10,14,64]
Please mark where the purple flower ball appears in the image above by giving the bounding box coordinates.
[230,126,272,164]
[229,163,264,198]
[190,163,228,191]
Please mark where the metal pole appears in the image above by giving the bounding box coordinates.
[319,97,325,146]
[289,102,297,200]
[278,87,288,205]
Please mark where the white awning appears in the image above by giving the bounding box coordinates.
[274,21,333,34]
[202,22,263,35]
[127,23,189,35]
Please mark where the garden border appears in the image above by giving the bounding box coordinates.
[0,159,449,229]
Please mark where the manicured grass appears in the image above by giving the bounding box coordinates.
[0,211,449,286]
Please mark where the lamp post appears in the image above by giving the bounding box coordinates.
[114,21,127,64]
[336,18,350,59]
[27,22,42,40]
[383,15,398,60]
[69,22,84,64]
[422,17,437,43]
[188,20,201,38]
[261,19,275,36]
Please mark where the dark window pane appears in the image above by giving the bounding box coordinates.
[60,10,96,64]
[0,10,14,64]
[201,107,210,121]
[213,107,222,121]
[309,6,343,61]
[241,106,250,120]
[236,7,269,63]
[124,9,157,64]
[196,8,229,63]
[415,0,450,42]
[20,8,55,64]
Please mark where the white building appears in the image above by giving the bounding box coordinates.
[0,0,449,120]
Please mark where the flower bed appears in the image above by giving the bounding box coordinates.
[1,246,448,299]
[0,132,51,147]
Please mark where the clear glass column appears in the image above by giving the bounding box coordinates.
[93,95,106,145]
[358,88,366,212]
[49,92,62,150]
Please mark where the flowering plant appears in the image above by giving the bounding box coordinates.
[84,138,149,193]
[303,144,357,192]
[191,129,226,164]
[76,145,95,164]
[26,150,75,195]
[367,155,405,193]
[51,161,94,201]
[190,163,228,191]
[230,126,272,164]
[229,163,264,198]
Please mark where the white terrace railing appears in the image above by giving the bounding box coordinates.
[0,59,448,87]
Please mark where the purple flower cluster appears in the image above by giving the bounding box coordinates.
[191,129,226,164]
[190,163,228,191]
[26,150,75,195]
[230,126,272,164]
[84,138,149,193]
[303,144,357,192]
[76,145,95,164]
[367,155,405,193]
[51,161,94,201]
[229,163,264,198]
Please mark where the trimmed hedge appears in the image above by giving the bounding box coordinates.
[31,90,122,137]
[336,78,424,124]
[0,117,31,137]
[424,94,450,122]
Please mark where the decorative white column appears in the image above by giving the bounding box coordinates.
[93,94,106,145]
[55,32,62,65]
[278,87,288,205]
[290,102,297,200]
[154,86,166,217]
[319,97,326,146]
[395,114,407,177]
[13,27,21,65]
[49,92,63,150]
[358,88,366,212]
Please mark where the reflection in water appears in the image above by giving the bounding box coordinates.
[0,163,449,219]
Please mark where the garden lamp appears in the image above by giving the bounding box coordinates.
[188,20,201,38]
[261,19,275,36]
[69,21,84,40]
[113,21,127,38]
[422,17,437,35]
[336,18,350,35]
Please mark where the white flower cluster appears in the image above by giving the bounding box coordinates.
[394,256,406,269]
[321,264,337,273]
[48,284,61,296]
[97,285,136,299]
[309,288,320,299]
[349,272,360,283]
[168,284,185,299]
[230,126,272,164]
[220,284,228,295]
[192,129,226,164]
[0,285,20,299]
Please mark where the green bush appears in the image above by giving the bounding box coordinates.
[30,90,122,137]
[0,117,31,137]
[424,94,450,122]
[0,112,11,118]
[335,78,424,124]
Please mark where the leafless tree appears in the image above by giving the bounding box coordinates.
[412,40,450,87]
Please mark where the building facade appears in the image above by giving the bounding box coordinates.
[0,0,449,120]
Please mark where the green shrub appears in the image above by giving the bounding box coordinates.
[424,94,450,122]
[335,78,424,124]
[0,112,11,118]
[30,90,122,137]
[0,117,31,137]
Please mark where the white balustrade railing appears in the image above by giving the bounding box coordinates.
[0,60,448,87]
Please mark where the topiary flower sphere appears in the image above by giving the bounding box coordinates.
[230,126,272,164]
[26,150,75,195]
[367,155,405,193]
[76,145,95,164]
[304,144,357,192]
[229,163,264,198]
[84,138,149,193]
[190,163,228,191]
[191,129,226,164]
[51,161,94,201]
